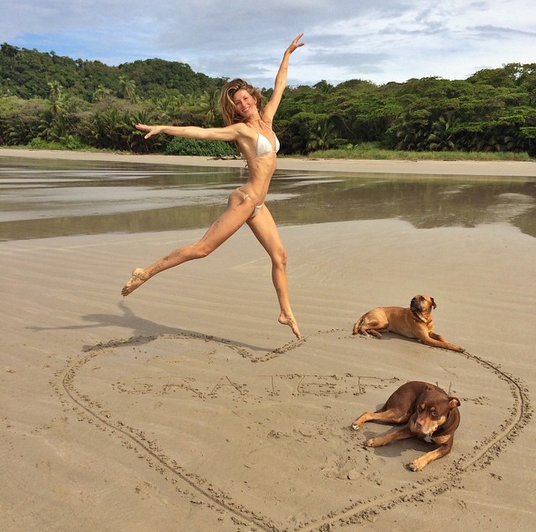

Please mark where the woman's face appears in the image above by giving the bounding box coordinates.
[232,89,257,118]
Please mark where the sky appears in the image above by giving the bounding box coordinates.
[2,0,535,89]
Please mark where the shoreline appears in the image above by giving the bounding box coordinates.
[1,147,535,176]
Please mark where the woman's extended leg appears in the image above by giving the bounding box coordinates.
[121,190,254,296]
[247,206,301,339]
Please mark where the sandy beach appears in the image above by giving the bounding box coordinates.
[1,149,535,531]
[1,147,535,176]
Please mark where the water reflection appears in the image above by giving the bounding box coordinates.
[0,156,535,241]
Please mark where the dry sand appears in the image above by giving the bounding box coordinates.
[1,149,535,531]
[1,147,535,175]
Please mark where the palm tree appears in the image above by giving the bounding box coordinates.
[119,75,138,102]
[47,81,64,115]
[93,84,113,102]
[306,117,337,151]
[200,89,220,125]
[426,114,457,151]
[152,93,186,121]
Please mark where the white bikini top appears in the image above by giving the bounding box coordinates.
[253,128,280,157]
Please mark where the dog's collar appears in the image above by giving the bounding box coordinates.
[411,310,430,324]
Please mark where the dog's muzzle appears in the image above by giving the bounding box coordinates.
[410,298,421,312]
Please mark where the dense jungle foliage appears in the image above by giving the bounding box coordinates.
[1,42,535,157]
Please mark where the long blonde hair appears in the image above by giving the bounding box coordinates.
[219,78,264,126]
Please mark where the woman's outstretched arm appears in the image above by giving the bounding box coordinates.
[135,123,245,142]
[263,33,305,120]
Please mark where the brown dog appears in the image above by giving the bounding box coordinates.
[352,294,464,352]
[352,381,461,471]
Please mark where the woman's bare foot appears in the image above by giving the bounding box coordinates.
[279,312,302,339]
[121,268,148,296]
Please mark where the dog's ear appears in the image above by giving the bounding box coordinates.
[448,397,460,409]
[431,297,437,309]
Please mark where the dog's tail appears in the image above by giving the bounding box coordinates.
[352,314,366,335]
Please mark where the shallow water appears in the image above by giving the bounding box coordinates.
[1,156,535,241]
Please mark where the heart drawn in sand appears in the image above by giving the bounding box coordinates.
[57,330,530,531]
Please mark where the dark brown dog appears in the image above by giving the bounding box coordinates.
[352,294,464,352]
[352,381,461,471]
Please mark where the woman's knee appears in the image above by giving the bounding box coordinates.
[272,245,288,268]
[190,241,213,259]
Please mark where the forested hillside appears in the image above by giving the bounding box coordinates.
[1,43,535,156]
[0,43,224,100]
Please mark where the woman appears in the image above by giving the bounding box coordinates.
[121,34,304,339]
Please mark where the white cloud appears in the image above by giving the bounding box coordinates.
[1,0,535,87]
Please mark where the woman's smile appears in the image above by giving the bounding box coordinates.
[233,89,257,117]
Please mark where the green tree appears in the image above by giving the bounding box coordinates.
[93,84,113,102]
[307,116,337,151]
[119,75,137,102]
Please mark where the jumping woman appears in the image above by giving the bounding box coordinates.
[121,34,305,338]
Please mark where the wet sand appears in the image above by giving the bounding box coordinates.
[1,149,535,531]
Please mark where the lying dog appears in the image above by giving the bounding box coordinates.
[352,294,464,352]
[352,381,461,471]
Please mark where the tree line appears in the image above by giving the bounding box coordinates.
[1,42,535,156]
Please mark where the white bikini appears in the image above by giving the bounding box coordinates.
[239,127,280,218]
[255,130,280,157]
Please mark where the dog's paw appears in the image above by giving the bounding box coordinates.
[366,438,379,448]
[351,423,360,431]
[449,344,465,352]
[408,459,426,472]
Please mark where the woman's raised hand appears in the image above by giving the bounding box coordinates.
[287,33,305,54]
